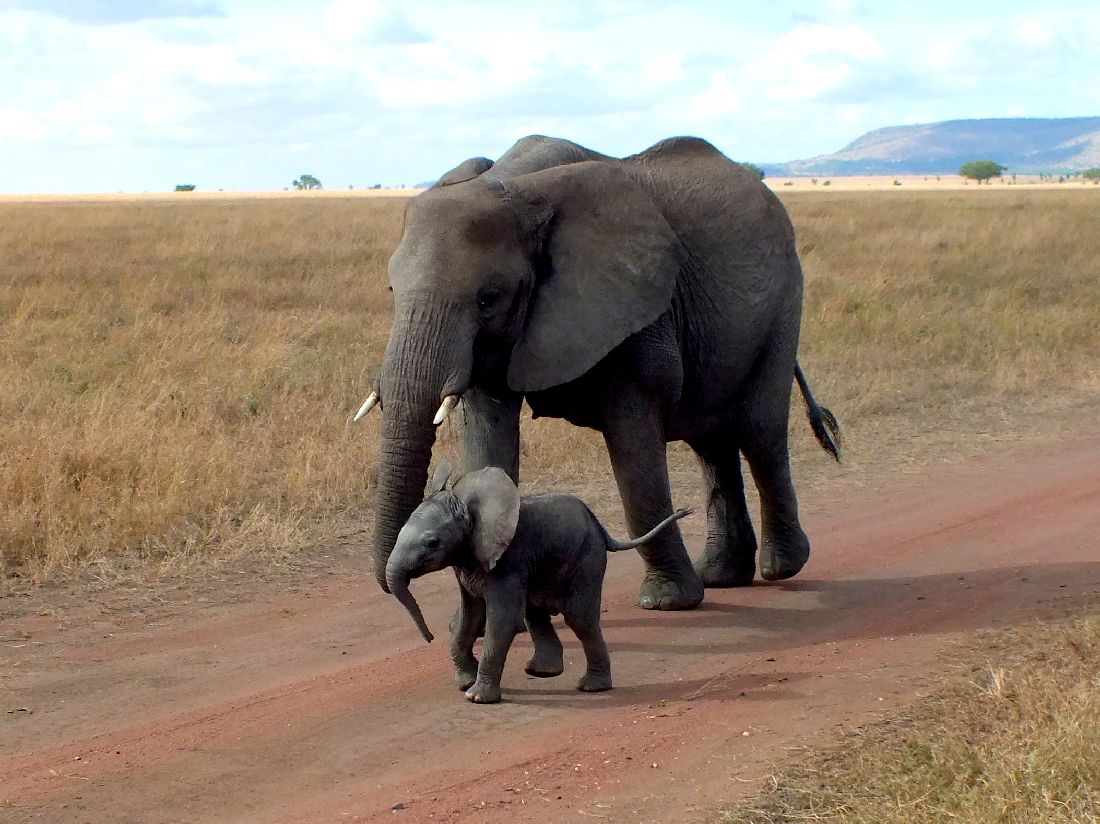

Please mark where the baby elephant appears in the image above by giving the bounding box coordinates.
[386,461,692,704]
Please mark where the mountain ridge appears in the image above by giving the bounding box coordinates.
[761,117,1100,176]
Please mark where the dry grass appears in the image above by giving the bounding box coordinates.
[2,189,1098,580]
[724,599,1100,823]
[0,198,403,578]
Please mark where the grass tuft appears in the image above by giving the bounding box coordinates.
[725,600,1100,823]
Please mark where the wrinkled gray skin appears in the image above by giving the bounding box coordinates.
[372,134,839,612]
[386,462,693,704]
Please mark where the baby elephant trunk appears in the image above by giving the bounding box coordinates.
[607,507,695,551]
[385,568,434,644]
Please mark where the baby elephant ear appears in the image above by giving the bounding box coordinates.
[452,467,520,571]
[427,459,454,495]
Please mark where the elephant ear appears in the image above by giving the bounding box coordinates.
[427,459,454,496]
[433,156,494,188]
[451,467,520,571]
[505,161,681,393]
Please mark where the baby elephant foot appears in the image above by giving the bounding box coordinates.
[464,681,502,704]
[638,568,704,610]
[524,650,565,679]
[576,672,612,692]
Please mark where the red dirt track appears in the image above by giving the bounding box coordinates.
[4,429,1100,823]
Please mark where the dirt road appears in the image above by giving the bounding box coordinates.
[4,428,1100,823]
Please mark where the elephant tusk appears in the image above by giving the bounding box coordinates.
[432,395,459,426]
[353,392,379,422]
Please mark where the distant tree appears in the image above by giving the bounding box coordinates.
[1083,168,1100,181]
[959,160,1005,183]
[292,174,323,190]
[742,162,765,180]
[174,184,196,192]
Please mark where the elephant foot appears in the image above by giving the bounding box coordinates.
[524,652,564,679]
[577,672,612,692]
[464,681,502,704]
[693,550,756,588]
[759,529,811,582]
[637,569,704,610]
[454,667,478,691]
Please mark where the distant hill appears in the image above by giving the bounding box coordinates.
[762,117,1100,176]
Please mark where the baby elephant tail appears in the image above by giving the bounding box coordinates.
[607,508,695,552]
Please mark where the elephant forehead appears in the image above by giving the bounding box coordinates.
[404,496,463,532]
[407,186,518,245]
[390,202,527,293]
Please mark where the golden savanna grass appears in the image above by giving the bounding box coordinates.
[1,198,404,575]
[725,599,1100,823]
[2,190,1098,578]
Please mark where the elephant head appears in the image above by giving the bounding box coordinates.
[367,159,683,591]
[385,463,520,642]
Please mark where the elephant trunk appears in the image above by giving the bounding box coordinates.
[373,413,436,592]
[371,300,473,592]
[386,564,434,643]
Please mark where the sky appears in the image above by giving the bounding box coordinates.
[2,0,1098,193]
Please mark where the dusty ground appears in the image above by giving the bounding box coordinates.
[3,423,1099,823]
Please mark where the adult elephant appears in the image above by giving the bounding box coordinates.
[359,135,839,611]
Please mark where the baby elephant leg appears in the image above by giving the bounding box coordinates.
[563,582,612,693]
[524,603,564,678]
[450,587,484,691]
[466,581,524,704]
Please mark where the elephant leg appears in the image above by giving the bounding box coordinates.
[603,412,704,611]
[738,366,811,582]
[689,434,758,587]
[456,386,522,482]
[449,586,485,691]
[466,581,523,704]
[524,603,564,678]
[563,594,612,693]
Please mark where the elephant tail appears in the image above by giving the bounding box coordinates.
[607,508,695,552]
[795,362,841,462]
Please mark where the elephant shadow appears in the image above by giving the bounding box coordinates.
[592,558,1100,657]
[503,669,813,710]
[495,559,1100,709]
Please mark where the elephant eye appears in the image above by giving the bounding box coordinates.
[476,288,502,312]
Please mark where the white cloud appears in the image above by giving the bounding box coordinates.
[321,0,426,45]
[747,24,885,102]
[1,0,222,25]
[685,72,743,119]
[0,106,45,140]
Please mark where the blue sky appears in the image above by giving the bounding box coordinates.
[2,0,1098,192]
